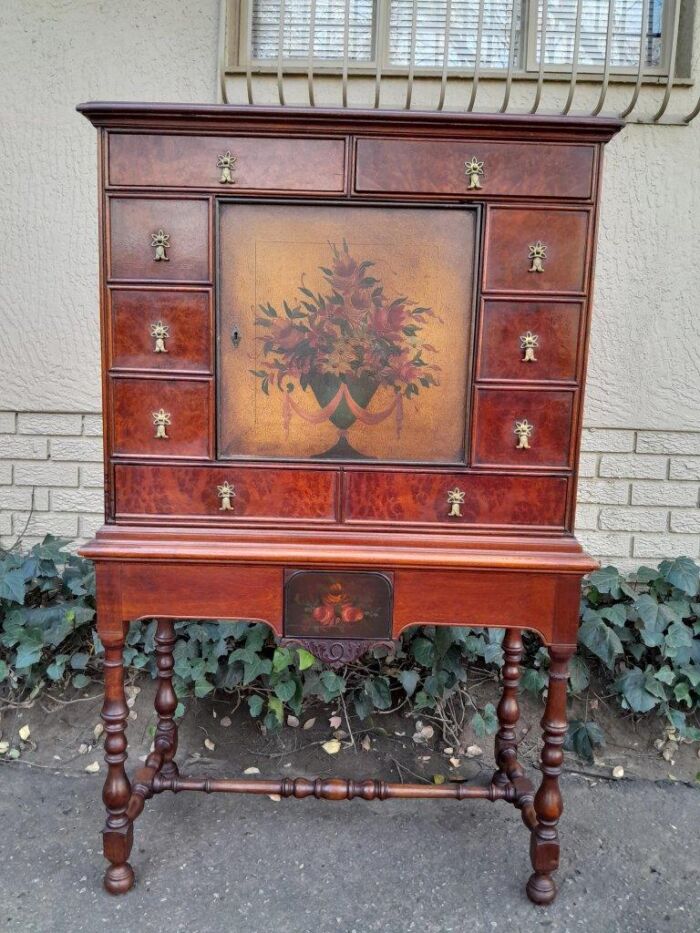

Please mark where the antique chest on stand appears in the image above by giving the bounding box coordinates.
[77,101,621,904]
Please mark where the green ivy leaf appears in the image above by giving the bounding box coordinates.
[0,568,26,604]
[72,673,90,689]
[0,659,9,682]
[565,719,605,763]
[588,566,623,598]
[194,678,214,698]
[578,618,623,669]
[411,637,435,667]
[272,647,293,672]
[397,669,420,698]
[364,676,391,710]
[616,667,659,713]
[273,679,296,702]
[568,654,590,694]
[600,603,627,627]
[247,694,264,718]
[662,557,699,597]
[654,665,676,685]
[268,696,284,723]
[296,648,315,671]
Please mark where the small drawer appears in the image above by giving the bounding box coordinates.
[109,288,211,373]
[476,300,582,383]
[111,377,212,458]
[471,388,575,469]
[483,208,589,294]
[108,197,210,282]
[113,464,338,522]
[355,138,595,199]
[108,133,346,191]
[343,471,567,528]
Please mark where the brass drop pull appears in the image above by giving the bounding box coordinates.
[152,408,171,439]
[465,156,484,190]
[528,241,546,273]
[217,150,237,184]
[514,419,534,450]
[217,481,236,511]
[447,487,466,517]
[520,331,538,362]
[151,229,170,262]
[150,320,169,353]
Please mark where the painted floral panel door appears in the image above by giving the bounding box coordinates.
[218,203,476,463]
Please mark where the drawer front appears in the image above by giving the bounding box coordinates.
[355,139,595,199]
[108,198,210,282]
[114,464,338,522]
[110,289,211,372]
[483,208,589,294]
[111,377,211,458]
[108,133,346,191]
[477,300,581,383]
[343,471,567,528]
[471,388,575,468]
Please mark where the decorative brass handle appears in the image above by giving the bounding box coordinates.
[151,229,170,262]
[217,150,237,184]
[514,419,534,449]
[465,156,484,190]
[217,481,236,511]
[447,487,466,517]
[150,321,169,353]
[152,408,171,439]
[528,241,546,273]
[520,331,538,362]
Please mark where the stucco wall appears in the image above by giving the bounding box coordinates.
[0,0,698,567]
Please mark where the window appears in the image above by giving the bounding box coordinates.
[237,0,672,74]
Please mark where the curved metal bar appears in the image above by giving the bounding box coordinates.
[618,0,650,119]
[530,0,548,114]
[276,0,287,106]
[404,0,419,110]
[245,0,255,104]
[437,0,453,112]
[307,0,317,107]
[561,0,584,115]
[683,92,700,125]
[217,0,229,104]
[499,0,519,114]
[466,0,485,112]
[592,0,617,116]
[651,0,681,123]
[341,0,350,109]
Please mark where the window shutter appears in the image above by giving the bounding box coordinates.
[250,0,375,61]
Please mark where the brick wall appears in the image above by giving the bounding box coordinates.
[1,412,699,569]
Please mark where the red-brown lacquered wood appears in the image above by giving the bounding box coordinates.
[343,471,568,529]
[113,463,339,522]
[108,133,346,191]
[355,139,595,200]
[493,629,526,787]
[471,388,575,469]
[482,207,590,294]
[527,645,575,906]
[153,619,178,778]
[108,197,210,282]
[109,288,212,373]
[476,300,582,383]
[111,378,212,459]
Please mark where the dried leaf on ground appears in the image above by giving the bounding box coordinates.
[204,738,216,752]
[329,715,342,729]
[302,718,316,730]
[243,766,260,775]
[85,761,100,774]
[322,739,342,755]
[287,715,300,728]
[465,745,483,759]
[18,725,31,742]
[432,774,445,785]
[268,794,281,802]
[93,723,104,740]
[360,735,371,751]
[612,765,625,779]
[220,716,232,728]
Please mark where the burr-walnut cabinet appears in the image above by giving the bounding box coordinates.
[78,101,621,904]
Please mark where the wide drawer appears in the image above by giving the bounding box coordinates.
[108,133,346,191]
[343,471,568,528]
[113,464,338,522]
[476,299,582,383]
[483,207,590,294]
[109,288,211,373]
[111,377,212,458]
[471,388,575,469]
[108,197,210,282]
[355,138,595,199]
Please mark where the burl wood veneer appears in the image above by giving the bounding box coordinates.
[77,101,621,905]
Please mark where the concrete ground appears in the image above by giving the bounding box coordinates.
[2,763,699,933]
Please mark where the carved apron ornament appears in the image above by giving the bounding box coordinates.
[150,321,169,353]
[151,229,170,261]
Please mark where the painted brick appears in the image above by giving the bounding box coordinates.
[50,437,104,462]
[631,481,699,507]
[578,452,598,477]
[0,412,17,433]
[599,454,667,480]
[0,514,12,536]
[577,479,629,505]
[636,432,700,455]
[79,513,105,538]
[633,534,699,559]
[669,458,700,481]
[51,488,105,513]
[17,413,83,436]
[79,463,105,488]
[0,463,12,485]
[0,487,36,510]
[577,531,632,557]
[13,462,80,487]
[82,414,103,437]
[599,507,668,532]
[13,512,79,537]
[669,510,700,534]
[0,436,48,459]
[574,505,599,530]
[581,429,635,453]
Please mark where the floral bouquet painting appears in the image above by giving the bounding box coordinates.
[250,240,442,459]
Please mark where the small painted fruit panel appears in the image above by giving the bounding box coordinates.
[284,570,392,640]
[471,388,575,468]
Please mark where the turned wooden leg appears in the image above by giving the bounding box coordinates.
[526,645,574,906]
[101,622,135,894]
[493,628,524,787]
[153,618,179,778]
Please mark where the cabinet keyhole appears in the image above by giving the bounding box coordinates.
[231,327,241,348]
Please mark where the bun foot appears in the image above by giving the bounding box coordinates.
[104,862,135,895]
[526,872,556,905]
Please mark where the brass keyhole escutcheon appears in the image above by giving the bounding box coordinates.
[231,327,241,348]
